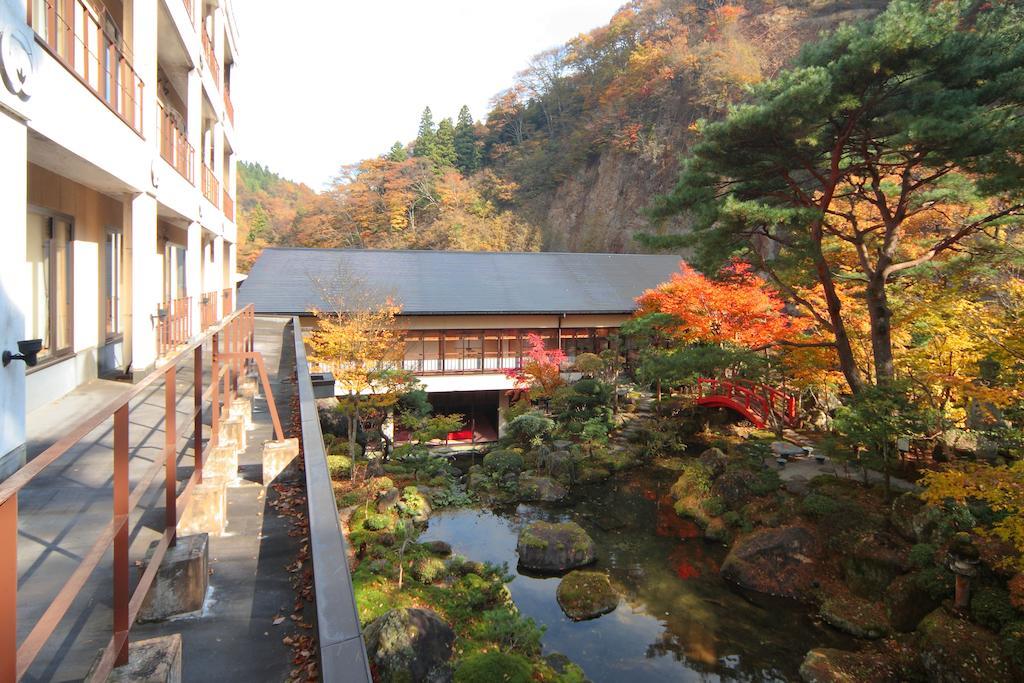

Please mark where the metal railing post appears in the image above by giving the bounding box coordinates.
[211,333,220,447]
[113,404,130,667]
[1,494,17,681]
[165,365,177,546]
[195,345,204,481]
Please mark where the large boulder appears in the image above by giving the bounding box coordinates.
[537,449,576,482]
[840,531,909,598]
[916,608,1015,683]
[818,589,889,639]
[364,607,455,683]
[518,474,569,503]
[884,573,939,633]
[799,647,912,683]
[517,521,596,573]
[720,526,822,601]
[697,447,728,477]
[556,570,618,621]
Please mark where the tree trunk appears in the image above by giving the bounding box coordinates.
[348,402,359,483]
[810,236,866,394]
[865,274,896,385]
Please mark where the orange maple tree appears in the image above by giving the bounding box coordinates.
[637,259,806,349]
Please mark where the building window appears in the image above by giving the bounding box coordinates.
[164,243,187,302]
[27,211,74,361]
[105,229,123,338]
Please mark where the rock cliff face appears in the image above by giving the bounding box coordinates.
[529,0,890,254]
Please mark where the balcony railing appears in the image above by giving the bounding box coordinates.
[224,81,234,125]
[201,163,220,207]
[223,189,234,221]
[158,103,194,184]
[182,0,194,24]
[0,308,268,681]
[222,288,234,318]
[28,0,145,135]
[157,296,192,357]
[202,29,220,88]
[200,294,218,331]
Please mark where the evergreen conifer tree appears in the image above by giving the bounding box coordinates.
[433,117,458,168]
[388,141,408,162]
[454,105,481,174]
[412,107,436,159]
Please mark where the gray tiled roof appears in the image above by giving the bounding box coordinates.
[237,248,684,316]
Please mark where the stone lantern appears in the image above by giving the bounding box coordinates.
[947,533,980,610]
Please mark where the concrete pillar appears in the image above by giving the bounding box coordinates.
[186,222,201,336]
[131,0,159,154]
[262,438,300,486]
[178,479,227,536]
[212,234,225,296]
[186,68,201,159]
[138,534,209,621]
[88,634,182,682]
[0,109,28,480]
[126,193,160,374]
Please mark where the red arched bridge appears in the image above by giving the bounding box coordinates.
[694,378,799,429]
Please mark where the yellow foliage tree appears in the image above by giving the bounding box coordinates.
[306,296,413,481]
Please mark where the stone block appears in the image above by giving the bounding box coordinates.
[238,378,258,399]
[221,416,247,452]
[137,534,209,622]
[230,396,253,429]
[263,438,301,486]
[177,479,227,536]
[204,442,238,482]
[88,634,182,683]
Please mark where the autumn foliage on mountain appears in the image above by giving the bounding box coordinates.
[238,0,883,263]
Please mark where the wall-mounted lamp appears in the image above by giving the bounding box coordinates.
[3,339,43,368]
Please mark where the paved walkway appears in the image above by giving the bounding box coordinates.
[767,430,919,493]
[17,317,303,682]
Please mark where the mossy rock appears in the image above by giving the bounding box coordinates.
[818,589,890,639]
[577,466,611,484]
[556,570,618,621]
[917,608,1015,683]
[364,607,455,683]
[482,449,525,476]
[454,651,533,683]
[799,647,914,683]
[517,521,596,573]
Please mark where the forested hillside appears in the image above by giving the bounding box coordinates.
[237,0,890,267]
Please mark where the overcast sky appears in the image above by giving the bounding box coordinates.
[231,0,624,189]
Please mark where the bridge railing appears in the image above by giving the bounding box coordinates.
[695,377,798,427]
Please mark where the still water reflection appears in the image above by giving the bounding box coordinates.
[420,468,855,682]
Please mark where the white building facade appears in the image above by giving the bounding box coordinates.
[0,0,240,478]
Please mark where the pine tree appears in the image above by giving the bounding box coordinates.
[454,105,481,174]
[412,107,436,159]
[388,141,408,162]
[433,117,458,168]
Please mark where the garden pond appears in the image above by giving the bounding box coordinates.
[419,465,857,682]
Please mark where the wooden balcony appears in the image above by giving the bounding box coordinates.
[223,189,234,221]
[224,82,234,125]
[201,163,220,207]
[28,0,145,135]
[200,294,218,331]
[222,288,234,318]
[158,103,194,184]
[202,29,220,88]
[156,296,192,357]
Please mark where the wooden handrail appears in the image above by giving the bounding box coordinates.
[0,306,274,681]
[201,163,220,206]
[158,103,195,184]
[202,29,220,87]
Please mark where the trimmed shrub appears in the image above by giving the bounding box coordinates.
[471,609,544,656]
[505,412,555,447]
[482,449,524,476]
[914,566,955,602]
[909,543,938,569]
[363,513,392,531]
[326,455,351,478]
[412,556,448,584]
[971,585,1018,632]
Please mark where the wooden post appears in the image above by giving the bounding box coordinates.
[112,405,130,666]
[0,494,16,682]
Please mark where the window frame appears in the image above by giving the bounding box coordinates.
[27,205,76,370]
[104,227,123,342]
